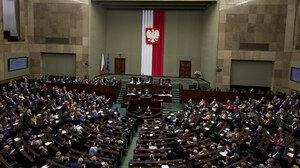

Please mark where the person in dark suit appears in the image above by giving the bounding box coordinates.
[136,106,142,116]
[110,77,117,85]
[86,156,102,168]
[146,76,153,84]
[136,77,143,85]
[158,78,164,85]
[0,86,6,94]
[227,143,240,156]
[132,88,138,94]
[291,91,299,99]
[6,98,16,107]
[214,121,224,131]
[129,77,135,84]
[144,88,150,95]
[145,106,151,116]
[70,158,84,168]
[267,146,282,161]
[23,96,31,107]
[165,79,171,86]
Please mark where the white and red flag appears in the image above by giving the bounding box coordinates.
[101,53,105,72]
[141,10,165,76]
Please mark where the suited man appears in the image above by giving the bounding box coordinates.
[290,118,300,137]
[268,146,282,161]
[0,86,6,94]
[6,98,16,107]
[23,96,31,107]
[291,91,299,99]
[1,145,16,160]
[158,78,164,85]
[144,88,150,95]
[264,158,274,168]
[227,143,240,156]
[135,106,142,115]
[86,156,102,168]
[146,76,153,84]
[129,77,136,84]
[136,77,143,85]
[276,108,287,121]
[294,99,300,109]
[70,158,84,168]
[214,121,224,131]
[12,94,20,103]
[110,77,117,85]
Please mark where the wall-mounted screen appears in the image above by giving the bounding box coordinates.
[8,57,28,71]
[291,67,300,83]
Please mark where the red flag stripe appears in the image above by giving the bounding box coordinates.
[152,10,164,76]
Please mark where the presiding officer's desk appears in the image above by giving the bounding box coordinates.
[126,83,172,94]
[125,83,172,103]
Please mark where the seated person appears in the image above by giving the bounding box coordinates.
[136,77,143,85]
[148,154,156,161]
[132,88,138,94]
[145,106,152,116]
[144,88,150,95]
[110,77,117,85]
[70,158,84,168]
[129,77,135,84]
[165,79,171,86]
[146,76,153,84]
[126,88,132,94]
[158,78,164,85]
[1,145,17,163]
[214,121,224,131]
[267,146,282,161]
[135,106,142,115]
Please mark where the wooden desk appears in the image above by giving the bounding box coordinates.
[124,94,172,103]
[126,97,162,125]
[39,81,121,101]
[179,84,286,103]
[126,83,172,94]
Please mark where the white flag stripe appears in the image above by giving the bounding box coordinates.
[141,10,153,76]
[101,53,105,72]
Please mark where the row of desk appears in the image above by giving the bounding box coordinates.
[39,81,121,101]
[179,84,286,103]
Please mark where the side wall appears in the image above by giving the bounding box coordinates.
[289,52,300,91]
[28,0,89,79]
[216,0,294,92]
[4,52,30,79]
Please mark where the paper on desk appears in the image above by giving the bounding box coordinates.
[45,142,52,146]
[287,152,294,158]
[38,134,44,137]
[41,165,49,168]
[220,150,228,157]
[14,137,20,142]
[162,165,169,168]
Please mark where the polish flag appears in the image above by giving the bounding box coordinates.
[141,10,165,76]
[101,53,105,72]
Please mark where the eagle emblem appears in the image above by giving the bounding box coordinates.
[146,28,160,44]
